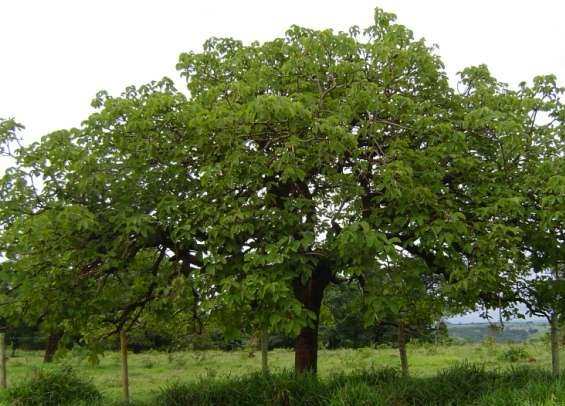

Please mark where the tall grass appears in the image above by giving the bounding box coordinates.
[153,364,565,406]
[154,371,326,406]
[1,366,101,406]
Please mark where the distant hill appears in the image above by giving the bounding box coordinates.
[446,321,548,343]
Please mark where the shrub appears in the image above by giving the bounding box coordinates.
[4,366,101,406]
[500,347,530,363]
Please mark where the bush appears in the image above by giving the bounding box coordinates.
[499,347,530,362]
[4,366,101,406]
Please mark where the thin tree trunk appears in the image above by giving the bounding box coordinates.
[43,330,63,363]
[0,333,6,389]
[293,265,331,373]
[550,316,560,377]
[261,330,269,374]
[398,322,409,377]
[120,330,129,402]
[10,335,18,358]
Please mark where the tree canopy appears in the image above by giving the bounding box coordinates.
[0,8,563,374]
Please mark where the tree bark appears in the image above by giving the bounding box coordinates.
[43,330,63,363]
[295,325,319,373]
[398,322,409,377]
[0,333,6,389]
[550,316,560,377]
[293,265,331,373]
[120,330,130,402]
[260,330,269,374]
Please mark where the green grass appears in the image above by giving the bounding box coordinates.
[0,340,557,404]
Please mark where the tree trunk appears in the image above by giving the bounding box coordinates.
[293,265,331,373]
[550,316,560,377]
[120,330,130,402]
[10,335,18,358]
[260,330,269,374]
[0,333,6,389]
[295,325,319,373]
[398,322,409,377]
[43,330,63,363]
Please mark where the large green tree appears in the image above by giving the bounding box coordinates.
[174,10,513,372]
[1,8,551,375]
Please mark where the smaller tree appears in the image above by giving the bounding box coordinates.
[513,272,565,376]
[362,257,447,376]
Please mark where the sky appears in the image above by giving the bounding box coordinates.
[2,0,564,146]
[0,0,563,323]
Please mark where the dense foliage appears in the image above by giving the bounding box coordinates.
[0,7,563,378]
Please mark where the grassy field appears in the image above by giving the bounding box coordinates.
[1,340,557,403]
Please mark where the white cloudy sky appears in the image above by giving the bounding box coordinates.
[1,0,564,146]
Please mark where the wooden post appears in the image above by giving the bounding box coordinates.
[260,330,269,374]
[0,332,6,389]
[120,330,129,402]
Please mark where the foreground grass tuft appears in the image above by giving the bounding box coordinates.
[154,371,326,406]
[328,382,385,405]
[1,366,101,406]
